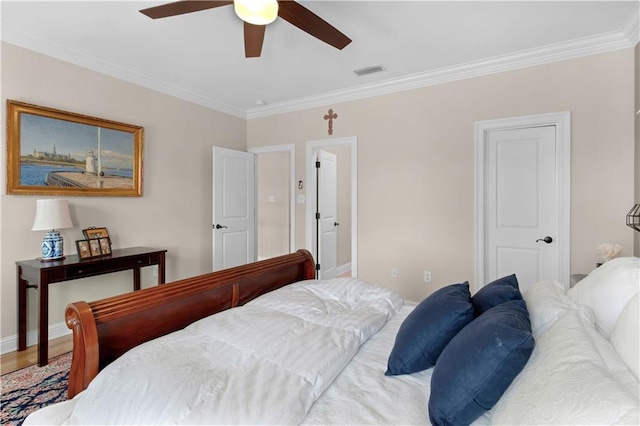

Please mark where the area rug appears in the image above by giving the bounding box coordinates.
[0,352,71,426]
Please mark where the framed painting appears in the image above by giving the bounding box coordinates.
[6,100,143,196]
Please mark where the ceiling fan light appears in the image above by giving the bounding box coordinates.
[234,0,279,25]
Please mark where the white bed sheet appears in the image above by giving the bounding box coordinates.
[25,300,493,426]
[303,302,491,425]
[26,300,437,426]
[25,278,406,425]
[303,302,432,424]
[45,277,629,425]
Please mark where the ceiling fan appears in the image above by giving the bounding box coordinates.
[140,0,352,58]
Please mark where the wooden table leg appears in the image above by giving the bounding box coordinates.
[17,266,27,352]
[133,267,141,291]
[38,272,49,367]
[158,252,166,284]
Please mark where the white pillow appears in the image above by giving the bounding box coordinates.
[609,293,640,381]
[521,279,576,336]
[567,257,640,337]
[488,310,640,425]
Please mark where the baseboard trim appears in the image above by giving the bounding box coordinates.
[0,321,71,355]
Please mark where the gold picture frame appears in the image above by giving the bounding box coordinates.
[82,226,110,240]
[6,100,143,196]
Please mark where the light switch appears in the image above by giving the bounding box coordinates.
[268,195,275,203]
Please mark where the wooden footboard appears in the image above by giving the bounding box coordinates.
[64,249,315,398]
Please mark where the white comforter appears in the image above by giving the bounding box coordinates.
[27,278,402,425]
[24,276,640,425]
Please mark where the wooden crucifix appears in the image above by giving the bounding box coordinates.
[323,108,338,135]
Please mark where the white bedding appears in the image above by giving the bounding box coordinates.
[26,278,402,425]
[26,300,480,426]
[25,270,640,425]
[303,302,433,424]
[487,309,639,424]
[486,279,640,425]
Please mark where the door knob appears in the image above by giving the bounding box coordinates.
[213,224,228,229]
[334,222,340,226]
[536,236,553,244]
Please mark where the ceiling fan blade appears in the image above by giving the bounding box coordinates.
[244,22,266,58]
[277,1,351,50]
[140,0,232,19]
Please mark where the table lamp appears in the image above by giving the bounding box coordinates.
[31,199,73,260]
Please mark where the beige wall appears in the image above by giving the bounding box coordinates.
[1,43,246,342]
[248,48,636,302]
[256,151,290,259]
[2,42,636,343]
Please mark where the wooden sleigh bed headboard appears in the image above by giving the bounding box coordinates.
[64,249,316,398]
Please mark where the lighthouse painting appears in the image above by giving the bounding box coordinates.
[7,100,143,197]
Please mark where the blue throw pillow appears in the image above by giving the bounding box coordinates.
[472,274,521,315]
[385,282,474,376]
[428,299,534,426]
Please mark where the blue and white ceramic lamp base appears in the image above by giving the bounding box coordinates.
[41,230,64,260]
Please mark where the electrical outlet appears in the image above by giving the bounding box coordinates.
[423,270,431,283]
[391,267,398,278]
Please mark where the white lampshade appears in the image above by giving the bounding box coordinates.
[234,0,278,25]
[32,199,73,231]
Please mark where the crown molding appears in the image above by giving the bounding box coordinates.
[2,10,636,122]
[1,25,247,119]
[247,26,637,119]
[622,2,639,46]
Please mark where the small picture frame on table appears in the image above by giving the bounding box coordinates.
[83,227,110,240]
[83,226,112,252]
[77,226,113,259]
[76,240,92,259]
[99,238,112,255]
[89,239,102,257]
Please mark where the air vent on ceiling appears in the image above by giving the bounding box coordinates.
[353,65,386,77]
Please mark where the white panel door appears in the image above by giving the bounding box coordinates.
[317,150,338,279]
[212,147,255,271]
[485,126,557,291]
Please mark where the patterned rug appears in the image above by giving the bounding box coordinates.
[0,353,71,426]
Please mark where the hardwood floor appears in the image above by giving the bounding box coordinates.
[0,335,73,375]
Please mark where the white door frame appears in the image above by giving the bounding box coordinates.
[306,136,358,277]
[249,144,296,254]
[474,112,571,291]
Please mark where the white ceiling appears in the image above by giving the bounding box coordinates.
[2,1,638,119]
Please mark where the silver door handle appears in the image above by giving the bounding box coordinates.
[536,236,553,244]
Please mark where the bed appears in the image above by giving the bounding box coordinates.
[25,250,640,425]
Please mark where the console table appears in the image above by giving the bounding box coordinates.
[16,246,167,366]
